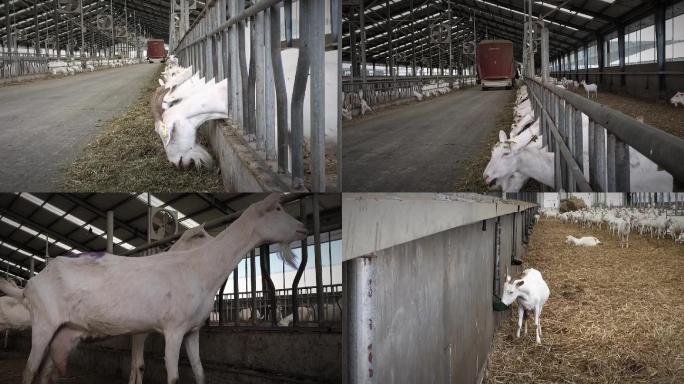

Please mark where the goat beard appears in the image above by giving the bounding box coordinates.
[278,242,299,270]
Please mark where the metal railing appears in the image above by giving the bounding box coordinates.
[525,76,684,192]
[0,52,49,80]
[209,284,342,326]
[341,75,476,112]
[170,0,335,191]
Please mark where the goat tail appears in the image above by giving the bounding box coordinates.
[0,278,24,298]
[278,242,300,270]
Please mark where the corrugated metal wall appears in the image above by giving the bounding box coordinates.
[344,207,533,384]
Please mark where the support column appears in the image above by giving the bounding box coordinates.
[106,211,114,253]
[359,0,367,87]
[597,33,604,85]
[344,256,375,384]
[541,23,549,83]
[655,3,667,99]
[617,24,625,87]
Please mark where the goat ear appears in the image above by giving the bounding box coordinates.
[499,130,508,143]
[516,280,525,287]
[158,79,164,86]
[505,275,511,283]
[259,193,282,212]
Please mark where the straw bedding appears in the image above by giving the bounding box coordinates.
[59,66,223,192]
[485,220,684,384]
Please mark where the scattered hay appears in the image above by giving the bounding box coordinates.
[454,90,516,192]
[59,66,223,192]
[559,196,587,213]
[485,220,684,384]
[569,88,684,139]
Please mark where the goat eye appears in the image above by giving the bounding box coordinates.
[276,207,281,211]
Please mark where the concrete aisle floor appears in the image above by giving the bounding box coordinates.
[342,87,513,192]
[0,64,161,191]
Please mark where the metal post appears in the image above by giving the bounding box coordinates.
[345,256,375,384]
[655,4,667,99]
[291,0,310,190]
[250,249,257,325]
[106,210,114,253]
[110,0,114,58]
[310,0,325,191]
[541,23,549,83]
[313,194,324,323]
[292,198,309,325]
[270,3,288,173]
[80,0,84,62]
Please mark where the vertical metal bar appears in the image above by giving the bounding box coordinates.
[247,16,257,137]
[284,0,293,47]
[264,8,276,161]
[574,109,583,175]
[292,198,309,325]
[606,132,616,192]
[250,249,257,325]
[255,10,266,148]
[588,120,597,189]
[291,0,310,190]
[259,244,277,326]
[233,266,239,324]
[310,0,326,192]
[615,139,630,192]
[565,103,574,191]
[313,194,324,323]
[106,211,114,253]
[238,0,248,129]
[270,3,289,173]
[346,256,375,383]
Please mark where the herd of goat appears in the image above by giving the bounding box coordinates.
[536,205,684,248]
[151,55,225,169]
[483,83,675,192]
[48,58,138,75]
[0,194,319,384]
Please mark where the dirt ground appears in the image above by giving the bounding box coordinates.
[569,88,684,139]
[485,220,684,384]
[0,350,125,384]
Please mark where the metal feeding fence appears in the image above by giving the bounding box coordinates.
[210,284,342,326]
[170,0,339,191]
[0,52,48,80]
[341,75,476,113]
[525,77,684,192]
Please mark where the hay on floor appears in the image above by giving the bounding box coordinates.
[485,220,684,384]
[60,66,223,192]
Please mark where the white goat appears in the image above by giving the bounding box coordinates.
[151,79,228,168]
[358,90,372,115]
[671,91,684,107]
[0,224,215,384]
[483,130,554,191]
[616,218,631,248]
[0,295,30,331]
[501,268,551,344]
[565,235,601,247]
[501,269,550,344]
[580,80,598,99]
[7,194,306,384]
[278,306,316,326]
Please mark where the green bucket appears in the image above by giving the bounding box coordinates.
[493,294,510,312]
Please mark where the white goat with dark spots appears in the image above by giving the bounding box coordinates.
[501,268,550,344]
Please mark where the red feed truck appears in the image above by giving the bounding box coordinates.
[476,40,515,90]
[147,39,167,63]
